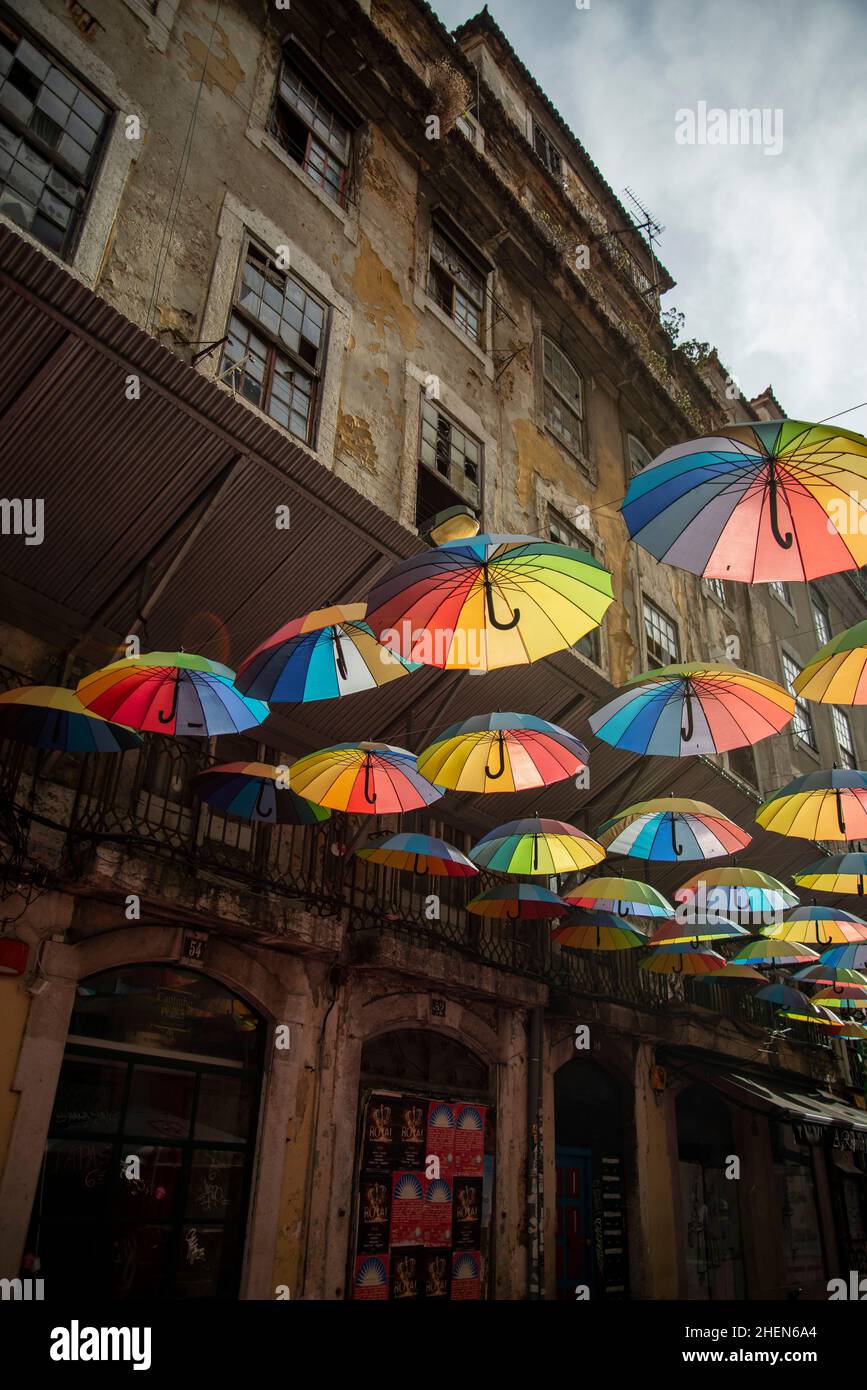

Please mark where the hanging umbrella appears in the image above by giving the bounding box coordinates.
[812,985,867,1011]
[468,817,604,876]
[285,742,442,815]
[755,984,832,1024]
[792,618,867,704]
[356,832,477,877]
[674,866,797,923]
[621,419,867,583]
[564,876,672,918]
[649,916,749,946]
[794,852,867,895]
[597,798,751,862]
[756,769,867,841]
[234,603,416,703]
[416,712,588,793]
[189,762,330,824]
[551,909,647,951]
[0,685,142,753]
[77,652,269,737]
[794,962,867,988]
[640,943,727,976]
[703,962,767,984]
[762,905,867,946]
[365,535,613,671]
[589,663,793,757]
[730,938,819,967]
[466,884,568,920]
[831,1018,867,1040]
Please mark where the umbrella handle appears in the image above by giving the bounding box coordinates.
[363,756,377,806]
[681,686,694,742]
[485,730,506,780]
[670,815,683,858]
[860,875,864,895]
[508,904,520,921]
[836,787,847,836]
[157,677,180,727]
[483,567,520,631]
[533,833,539,873]
[254,780,273,820]
[332,627,349,682]
[768,461,793,550]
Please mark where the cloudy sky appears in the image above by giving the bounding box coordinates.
[431,0,867,432]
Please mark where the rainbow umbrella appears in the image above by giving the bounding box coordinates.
[756,769,867,841]
[590,663,792,757]
[597,798,751,862]
[286,742,442,815]
[189,762,330,824]
[0,685,142,753]
[731,938,819,967]
[762,905,867,946]
[365,535,613,671]
[564,876,672,918]
[77,652,268,737]
[793,618,867,704]
[755,984,831,1024]
[552,909,647,951]
[649,916,749,946]
[621,420,867,583]
[356,832,477,877]
[794,962,867,987]
[704,962,767,984]
[234,603,416,703]
[640,943,726,976]
[812,985,867,1011]
[416,712,588,793]
[830,1018,867,1040]
[674,867,797,923]
[794,852,867,895]
[466,884,567,920]
[469,817,604,876]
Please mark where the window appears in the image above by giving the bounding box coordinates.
[543,337,585,456]
[770,579,792,607]
[220,242,328,446]
[0,17,109,256]
[643,597,679,668]
[428,222,486,345]
[416,397,482,527]
[705,576,726,606]
[532,120,562,178]
[269,56,351,207]
[810,588,831,647]
[627,434,652,475]
[833,707,856,768]
[550,509,600,665]
[781,651,817,750]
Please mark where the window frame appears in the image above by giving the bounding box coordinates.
[548,507,602,666]
[781,649,818,751]
[532,119,562,178]
[769,579,794,609]
[427,218,488,348]
[832,706,856,769]
[542,335,586,458]
[627,433,652,476]
[416,392,483,518]
[267,52,353,210]
[810,587,832,648]
[642,596,680,669]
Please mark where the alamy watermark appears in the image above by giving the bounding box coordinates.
[1,497,43,545]
[675,102,783,157]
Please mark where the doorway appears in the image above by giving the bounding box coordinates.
[676,1084,745,1299]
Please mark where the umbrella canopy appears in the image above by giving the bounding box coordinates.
[552,910,647,951]
[286,742,442,815]
[813,943,867,972]
[762,906,867,946]
[621,420,867,583]
[589,663,793,758]
[597,798,751,862]
[365,534,614,671]
[356,832,477,878]
[812,986,867,1011]
[755,984,830,1024]
[234,603,416,703]
[469,817,605,876]
[794,852,867,895]
[640,943,727,976]
[189,762,330,825]
[830,1018,867,1040]
[794,962,867,987]
[705,962,767,984]
[674,867,797,923]
[793,618,867,705]
[416,712,588,793]
[756,769,867,841]
[0,685,142,753]
[466,883,568,920]
[564,876,672,919]
[649,916,749,946]
[731,938,819,967]
[77,652,269,737]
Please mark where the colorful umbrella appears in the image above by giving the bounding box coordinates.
[640,943,726,976]
[469,817,604,876]
[589,663,793,757]
[703,962,767,984]
[551,910,647,951]
[812,943,867,972]
[730,938,819,967]
[794,962,867,987]
[189,762,330,824]
[755,984,831,1024]
[564,876,672,918]
[649,916,749,946]
[466,884,567,920]
[792,618,867,704]
[77,652,269,737]
[812,986,867,1011]
[830,1018,867,1040]
[356,832,477,877]
[416,712,588,793]
[234,603,416,703]
[793,852,867,895]
[756,769,867,841]
[365,535,614,671]
[597,798,751,862]
[674,867,797,923]
[0,685,142,753]
[285,742,442,815]
[621,420,867,583]
[762,906,867,946]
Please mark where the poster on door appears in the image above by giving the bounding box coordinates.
[390,1171,425,1246]
[426,1101,456,1173]
[352,1254,390,1300]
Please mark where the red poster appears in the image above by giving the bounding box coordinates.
[426,1100,455,1172]
[454,1103,486,1177]
[389,1171,425,1246]
[352,1254,389,1300]
[450,1250,481,1300]
[423,1175,453,1247]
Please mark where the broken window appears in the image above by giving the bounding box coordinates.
[427,222,486,345]
[543,336,585,456]
[416,396,482,528]
[532,120,562,178]
[269,57,351,207]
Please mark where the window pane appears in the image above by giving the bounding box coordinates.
[186,1150,247,1220]
[51,1057,126,1134]
[125,1066,196,1141]
[643,599,679,667]
[195,1073,255,1143]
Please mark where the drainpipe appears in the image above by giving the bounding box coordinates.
[526,1003,544,1298]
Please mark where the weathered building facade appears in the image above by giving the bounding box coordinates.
[1,0,866,1301]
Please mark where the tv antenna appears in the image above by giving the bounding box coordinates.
[623,186,664,306]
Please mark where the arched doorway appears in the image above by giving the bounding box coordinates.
[554,1057,630,1299]
[25,965,265,1299]
[676,1084,744,1299]
[349,1029,494,1301]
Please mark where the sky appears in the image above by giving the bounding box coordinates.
[430,0,867,432]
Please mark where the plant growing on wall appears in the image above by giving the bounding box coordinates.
[428,59,473,135]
